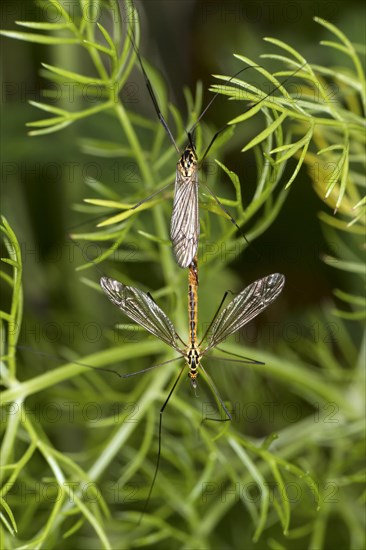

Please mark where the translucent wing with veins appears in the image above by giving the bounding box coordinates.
[100,277,183,352]
[203,273,285,352]
[170,148,199,268]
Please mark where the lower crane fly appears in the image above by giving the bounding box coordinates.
[100,267,285,521]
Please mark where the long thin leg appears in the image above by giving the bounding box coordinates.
[188,66,261,138]
[213,346,264,363]
[66,234,108,278]
[199,364,232,421]
[207,353,264,366]
[198,125,229,163]
[199,291,229,347]
[15,345,123,378]
[138,365,185,524]
[128,30,180,153]
[202,182,262,259]
[130,180,175,210]
[196,62,307,161]
[67,210,121,232]
[122,356,181,378]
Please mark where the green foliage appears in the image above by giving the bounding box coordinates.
[212,16,365,320]
[1,2,365,549]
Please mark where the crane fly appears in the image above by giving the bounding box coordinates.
[100,266,285,520]
[128,27,306,268]
[129,31,251,268]
[128,32,213,268]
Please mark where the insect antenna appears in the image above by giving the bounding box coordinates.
[138,365,185,525]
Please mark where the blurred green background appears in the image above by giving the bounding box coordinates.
[1,0,364,309]
[1,1,365,548]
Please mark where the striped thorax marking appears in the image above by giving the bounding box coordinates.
[179,147,197,177]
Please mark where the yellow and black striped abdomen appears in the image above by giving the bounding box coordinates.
[188,259,198,346]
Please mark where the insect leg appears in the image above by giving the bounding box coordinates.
[202,181,257,256]
[188,65,262,139]
[198,291,229,347]
[130,180,175,210]
[199,364,232,422]
[122,356,182,378]
[196,61,307,161]
[138,364,185,524]
[128,29,179,153]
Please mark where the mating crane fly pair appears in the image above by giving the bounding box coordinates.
[101,30,294,380]
[97,27,298,520]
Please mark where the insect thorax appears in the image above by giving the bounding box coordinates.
[186,346,200,387]
[178,147,198,177]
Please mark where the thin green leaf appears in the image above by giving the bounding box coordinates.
[0,30,79,45]
[272,126,313,163]
[229,438,269,543]
[284,129,312,188]
[215,160,242,212]
[314,17,353,48]
[97,22,116,53]
[136,230,167,244]
[95,199,161,227]
[82,40,113,56]
[41,63,107,85]
[28,100,67,116]
[84,198,129,209]
[0,497,18,534]
[322,256,365,273]
[263,37,306,64]
[320,41,350,55]
[242,113,287,152]
[26,116,67,127]
[331,309,366,320]
[318,212,365,235]
[28,120,73,136]
[333,289,365,306]
[16,21,71,30]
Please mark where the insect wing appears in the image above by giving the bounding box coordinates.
[170,164,199,268]
[100,277,181,351]
[204,273,285,351]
